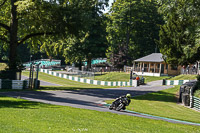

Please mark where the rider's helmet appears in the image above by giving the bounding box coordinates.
[126,93,131,99]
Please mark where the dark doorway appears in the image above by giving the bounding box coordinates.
[161,64,165,74]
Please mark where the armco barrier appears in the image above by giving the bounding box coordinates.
[191,96,200,110]
[163,80,190,85]
[164,79,200,111]
[0,79,29,89]
[40,69,139,87]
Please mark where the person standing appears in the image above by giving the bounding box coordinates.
[186,65,190,74]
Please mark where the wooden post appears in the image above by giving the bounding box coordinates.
[143,63,144,69]
[148,63,151,72]
[159,63,162,74]
[140,62,142,72]
[198,62,200,75]
[154,63,156,73]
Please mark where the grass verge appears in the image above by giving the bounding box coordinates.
[94,72,169,83]
[0,96,199,133]
[169,74,197,80]
[107,86,200,123]
[143,76,169,83]
[22,71,112,90]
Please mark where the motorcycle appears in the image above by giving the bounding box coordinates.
[109,97,129,111]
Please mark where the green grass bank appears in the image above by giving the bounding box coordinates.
[0,96,199,133]
[22,71,112,90]
[107,86,200,123]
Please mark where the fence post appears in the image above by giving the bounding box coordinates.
[162,79,166,85]
[190,87,194,108]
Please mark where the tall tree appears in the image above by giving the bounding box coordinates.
[106,0,163,67]
[0,0,100,78]
[62,0,109,70]
[157,0,200,65]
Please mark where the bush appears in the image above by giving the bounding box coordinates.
[197,75,200,81]
[194,89,200,98]
[194,77,200,98]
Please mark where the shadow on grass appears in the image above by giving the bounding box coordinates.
[39,86,105,90]
[0,95,56,109]
[94,73,107,76]
[0,91,106,109]
[0,86,176,109]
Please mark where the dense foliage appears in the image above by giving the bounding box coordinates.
[1,0,200,74]
[0,0,109,74]
[62,0,109,70]
[106,0,163,67]
[157,0,200,65]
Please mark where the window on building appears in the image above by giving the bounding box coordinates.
[157,64,160,68]
[171,65,178,70]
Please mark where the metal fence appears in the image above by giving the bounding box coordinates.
[57,69,95,80]
[133,67,160,73]
[72,70,95,79]
[81,66,122,73]
[124,66,133,72]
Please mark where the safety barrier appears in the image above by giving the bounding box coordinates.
[0,79,29,89]
[191,96,200,110]
[163,80,191,85]
[40,69,139,87]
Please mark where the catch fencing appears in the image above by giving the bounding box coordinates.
[62,67,95,80]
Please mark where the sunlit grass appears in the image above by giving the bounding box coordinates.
[107,86,200,123]
[170,74,197,80]
[94,72,169,83]
[0,96,199,132]
[22,71,112,90]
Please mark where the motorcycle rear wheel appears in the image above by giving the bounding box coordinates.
[116,103,124,111]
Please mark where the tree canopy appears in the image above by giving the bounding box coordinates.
[157,0,200,65]
[0,0,108,73]
[106,0,163,68]
[1,0,200,77]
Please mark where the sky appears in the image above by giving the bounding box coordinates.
[104,0,114,13]
[109,0,114,5]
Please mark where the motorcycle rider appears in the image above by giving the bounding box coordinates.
[121,93,131,109]
[109,93,131,110]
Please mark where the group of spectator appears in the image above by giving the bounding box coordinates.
[182,64,197,74]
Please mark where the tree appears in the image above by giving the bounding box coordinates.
[106,0,163,67]
[157,0,200,65]
[0,0,101,78]
[62,0,109,70]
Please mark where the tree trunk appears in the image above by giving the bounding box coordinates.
[87,58,92,71]
[9,0,18,71]
[78,59,82,70]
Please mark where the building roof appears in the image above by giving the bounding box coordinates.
[134,53,164,63]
